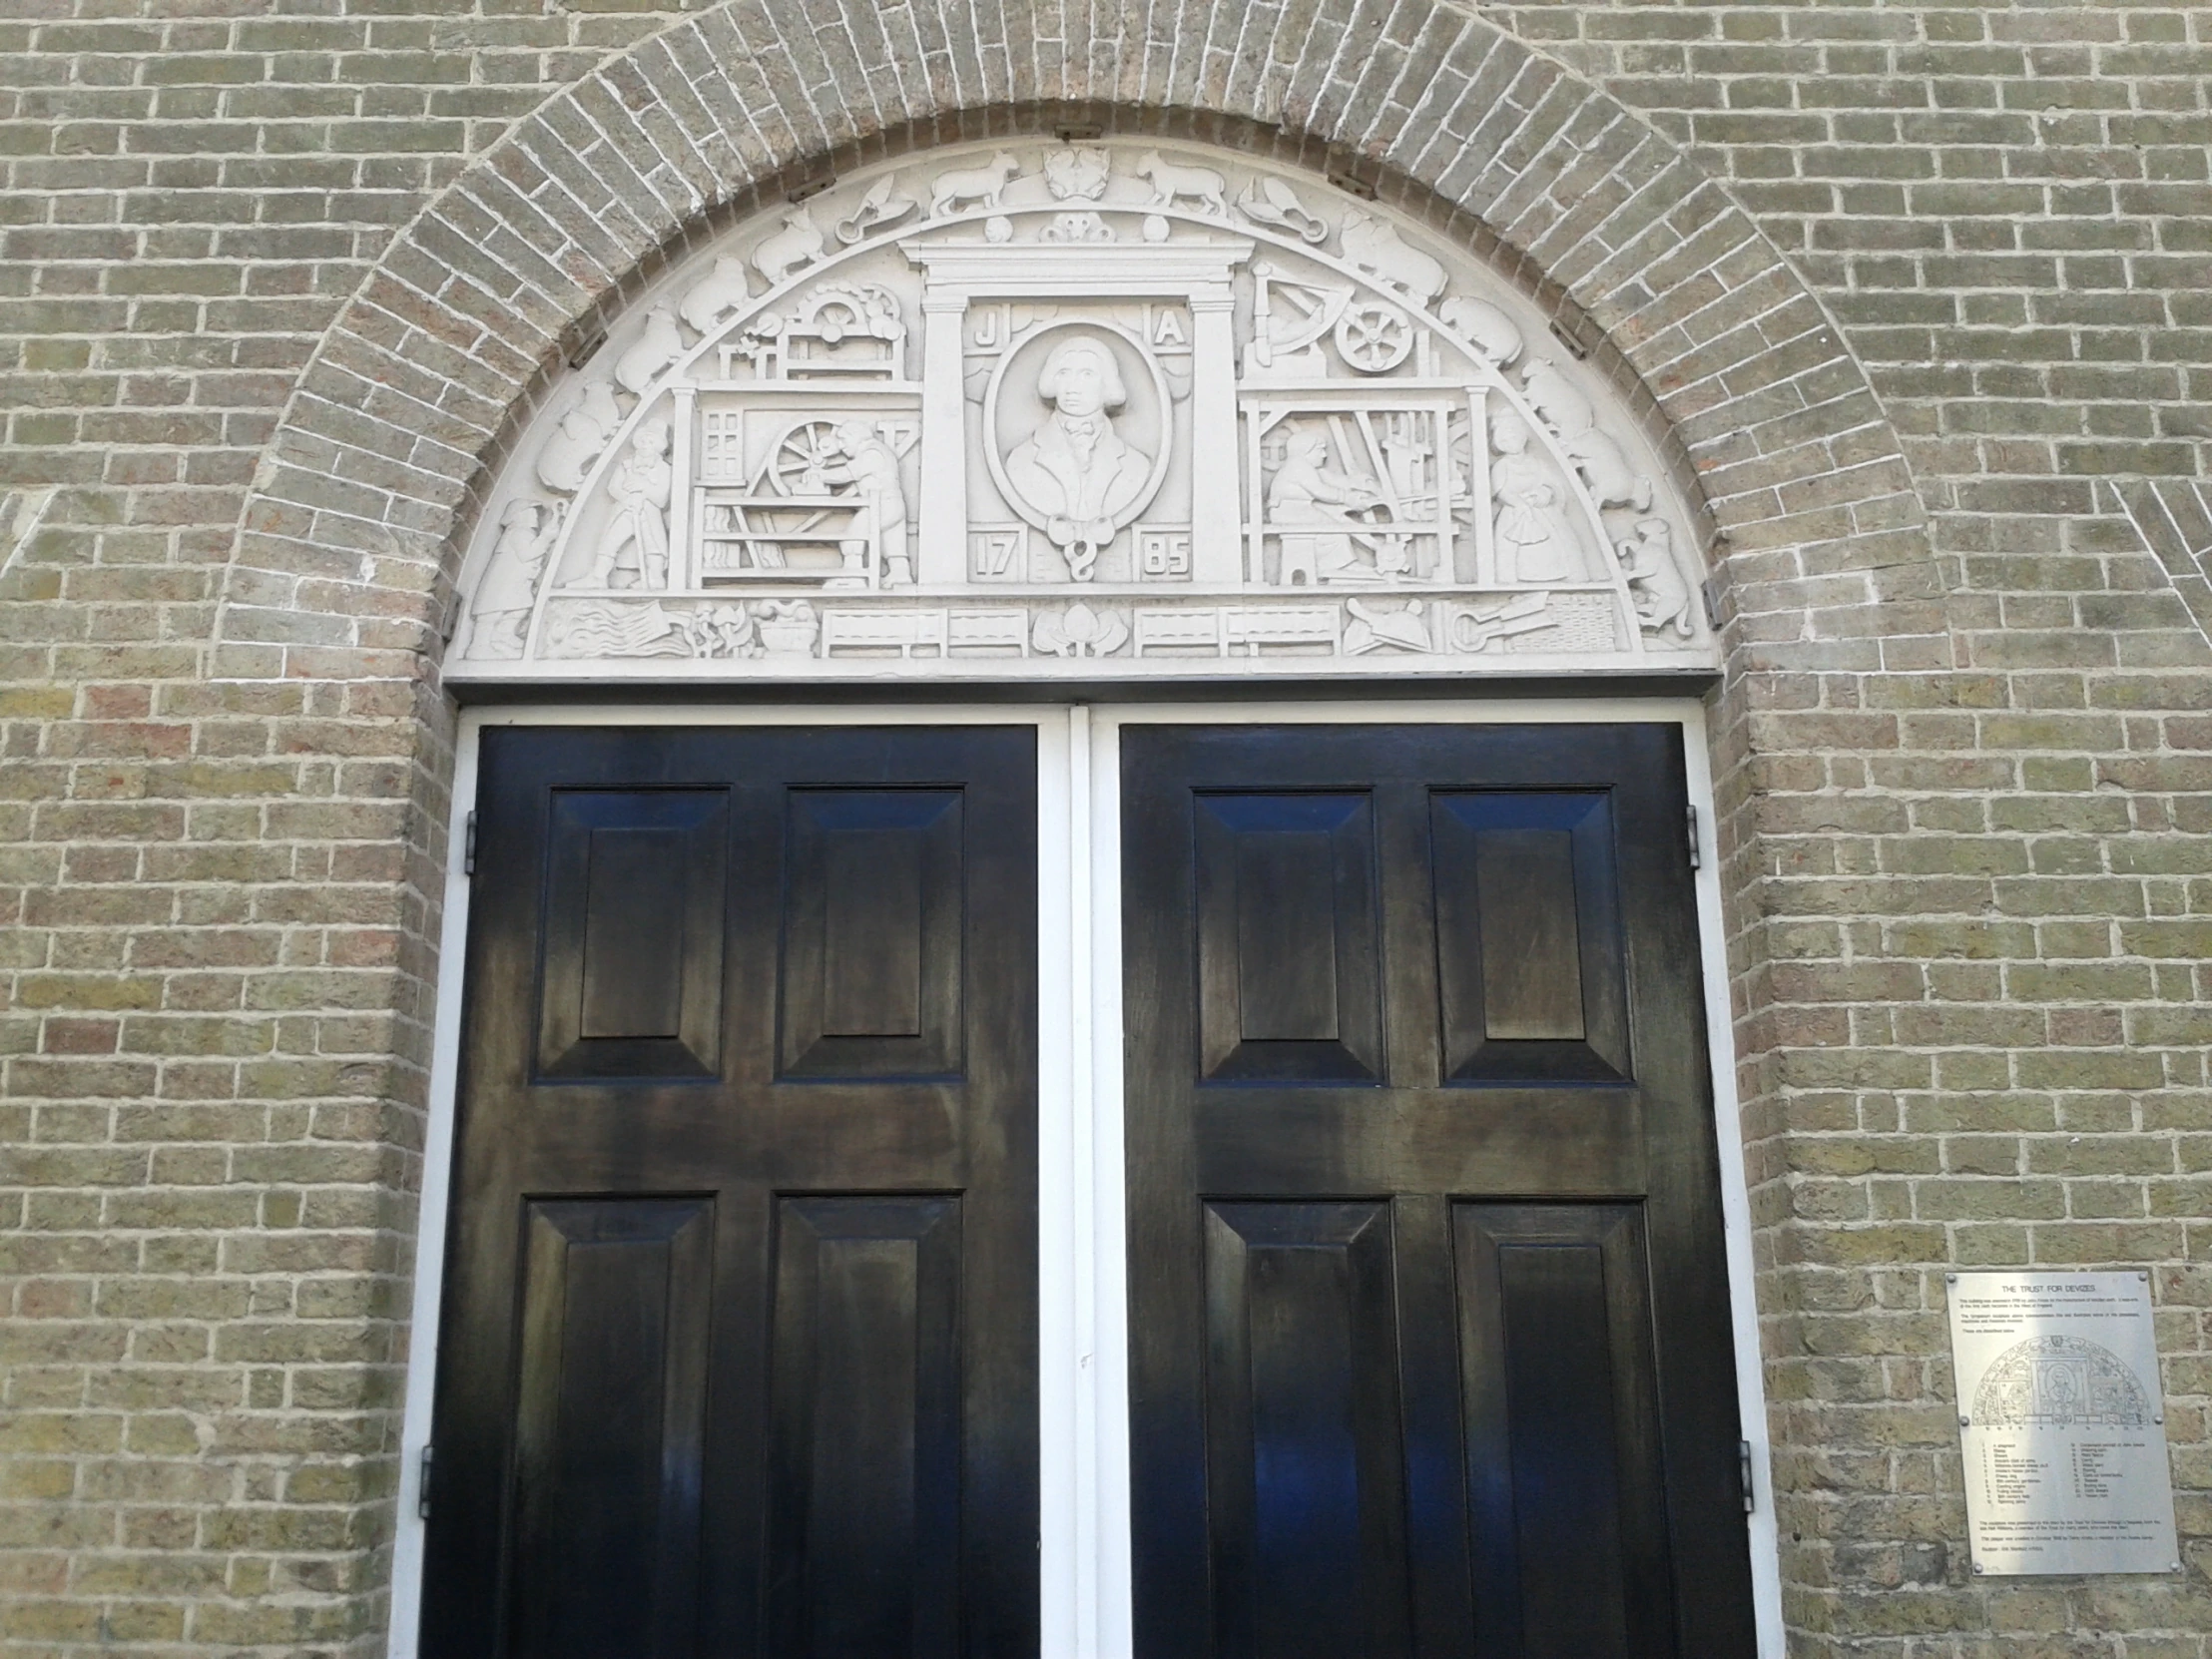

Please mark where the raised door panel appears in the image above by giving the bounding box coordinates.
[1201,1202,1411,1659]
[508,1198,715,1659]
[1194,793,1381,1084]
[1431,792,1629,1083]
[766,1197,962,1659]
[1124,724,1753,1659]
[782,791,965,1080]
[1453,1204,1676,1659]
[536,789,729,1080]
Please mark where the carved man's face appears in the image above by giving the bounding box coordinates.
[1049,348,1109,418]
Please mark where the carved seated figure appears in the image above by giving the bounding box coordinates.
[1269,429,1382,586]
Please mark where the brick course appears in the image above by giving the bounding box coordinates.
[2,1,2208,1654]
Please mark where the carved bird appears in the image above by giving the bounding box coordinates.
[835,174,917,243]
[613,305,685,395]
[1235,176,1329,244]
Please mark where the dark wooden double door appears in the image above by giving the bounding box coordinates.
[423,722,1752,1659]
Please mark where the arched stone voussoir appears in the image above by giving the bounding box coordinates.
[220,0,1936,680]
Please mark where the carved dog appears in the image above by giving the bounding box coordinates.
[929,153,1020,217]
[1134,151,1229,215]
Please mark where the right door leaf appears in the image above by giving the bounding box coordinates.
[1122,723,1754,1659]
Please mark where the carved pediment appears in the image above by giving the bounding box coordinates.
[449,141,1714,681]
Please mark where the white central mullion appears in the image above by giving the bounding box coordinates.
[1066,707,1101,1653]
[1045,705,1137,1659]
[1084,712,1135,1659]
[1037,710,1079,1656]
[1042,705,1138,1659]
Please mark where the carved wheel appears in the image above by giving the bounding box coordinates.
[766,419,842,494]
[1334,301,1413,373]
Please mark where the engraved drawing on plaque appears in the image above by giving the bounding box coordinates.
[448,139,1718,683]
[1975,1336,2151,1431]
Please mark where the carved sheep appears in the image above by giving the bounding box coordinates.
[1134,152,1229,215]
[1338,210,1447,304]
[678,256,753,335]
[1518,357,1595,437]
[928,153,1021,217]
[1436,295,1523,367]
[533,377,622,495]
[1561,428,1653,512]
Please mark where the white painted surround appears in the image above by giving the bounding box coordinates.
[386,700,1782,1659]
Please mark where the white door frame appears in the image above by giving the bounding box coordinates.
[387,697,1782,1659]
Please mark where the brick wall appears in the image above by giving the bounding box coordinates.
[1,2,2207,1654]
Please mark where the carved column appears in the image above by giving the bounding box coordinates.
[918,292,968,587]
[668,384,695,591]
[1189,288,1241,587]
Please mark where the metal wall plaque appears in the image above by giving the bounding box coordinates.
[1947,1271,2178,1576]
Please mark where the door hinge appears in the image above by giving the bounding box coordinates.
[1739,1439,1755,1513]
[1686,805,1702,870]
[417,1444,433,1521]
[462,811,477,878]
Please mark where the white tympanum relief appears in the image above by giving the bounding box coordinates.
[450,140,1716,681]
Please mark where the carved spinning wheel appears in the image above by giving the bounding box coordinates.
[1335,301,1413,373]
[765,418,844,494]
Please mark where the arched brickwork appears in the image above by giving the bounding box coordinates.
[208,6,1946,1646]
[215,0,1941,691]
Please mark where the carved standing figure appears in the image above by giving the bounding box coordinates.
[1489,412,1586,585]
[1001,335,1154,580]
[1268,428,1382,587]
[580,419,673,589]
[460,498,562,659]
[818,419,910,586]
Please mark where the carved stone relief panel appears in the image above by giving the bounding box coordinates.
[447,141,1717,683]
